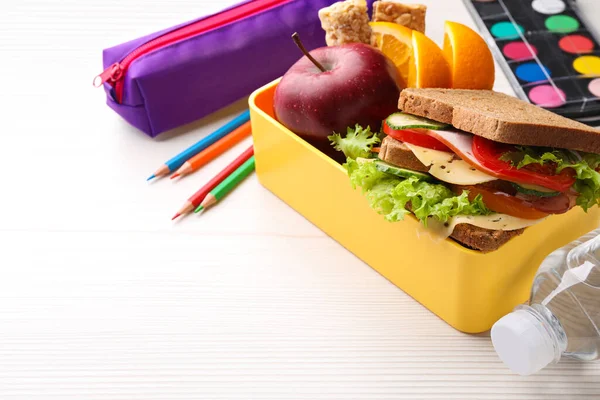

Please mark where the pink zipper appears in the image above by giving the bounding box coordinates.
[94,0,292,104]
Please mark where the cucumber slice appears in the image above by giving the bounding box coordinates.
[374,159,434,181]
[386,112,450,131]
[356,157,375,165]
[512,182,560,197]
[356,157,434,181]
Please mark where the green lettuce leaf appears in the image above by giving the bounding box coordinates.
[501,146,600,211]
[368,180,410,222]
[499,146,575,168]
[583,152,600,170]
[429,190,490,224]
[347,158,389,191]
[517,152,561,169]
[328,124,380,160]
[346,161,490,225]
[391,176,490,225]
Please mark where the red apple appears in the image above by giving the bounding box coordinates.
[273,42,402,148]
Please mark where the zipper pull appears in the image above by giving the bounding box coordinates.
[93,63,123,87]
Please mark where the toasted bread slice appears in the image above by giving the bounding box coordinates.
[398,88,600,153]
[379,136,428,172]
[450,224,523,252]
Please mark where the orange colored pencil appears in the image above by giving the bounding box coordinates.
[171,121,251,179]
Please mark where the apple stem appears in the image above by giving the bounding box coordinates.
[292,32,326,72]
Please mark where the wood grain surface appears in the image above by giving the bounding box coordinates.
[1,0,599,399]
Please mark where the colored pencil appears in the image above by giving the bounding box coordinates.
[171,146,254,220]
[147,109,250,180]
[170,121,251,179]
[194,156,256,214]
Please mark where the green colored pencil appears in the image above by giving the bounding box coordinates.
[194,156,256,213]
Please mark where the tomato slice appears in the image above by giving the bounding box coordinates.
[454,185,550,220]
[383,123,451,152]
[471,136,575,192]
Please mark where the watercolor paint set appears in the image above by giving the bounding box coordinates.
[464,0,600,123]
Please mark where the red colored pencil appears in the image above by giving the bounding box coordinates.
[171,145,255,220]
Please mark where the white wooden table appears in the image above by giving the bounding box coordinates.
[1,0,599,398]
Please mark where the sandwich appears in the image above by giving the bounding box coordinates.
[329,88,600,252]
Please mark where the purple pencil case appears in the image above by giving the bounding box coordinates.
[95,0,375,137]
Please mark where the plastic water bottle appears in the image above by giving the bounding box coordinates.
[491,228,600,375]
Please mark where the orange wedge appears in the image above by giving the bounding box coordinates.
[443,21,495,90]
[370,22,451,89]
[369,22,413,87]
[410,30,452,88]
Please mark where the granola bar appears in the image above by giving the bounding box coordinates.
[318,0,372,46]
[372,1,427,33]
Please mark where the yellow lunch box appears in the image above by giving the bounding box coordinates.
[248,78,600,334]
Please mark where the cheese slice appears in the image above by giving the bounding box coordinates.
[405,143,496,185]
[425,214,545,240]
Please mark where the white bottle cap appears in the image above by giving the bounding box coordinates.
[491,309,556,376]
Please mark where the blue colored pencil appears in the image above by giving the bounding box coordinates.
[147,110,250,180]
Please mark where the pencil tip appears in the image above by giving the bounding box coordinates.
[170,173,180,180]
[147,174,155,181]
[194,206,204,214]
[171,213,181,221]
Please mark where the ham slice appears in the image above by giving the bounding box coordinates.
[425,130,503,179]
